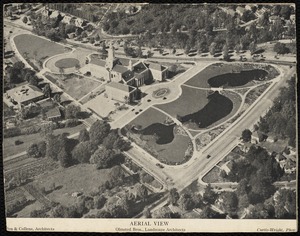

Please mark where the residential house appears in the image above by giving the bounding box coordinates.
[46,107,61,121]
[5,85,44,108]
[236,6,246,16]
[290,14,295,24]
[239,142,253,153]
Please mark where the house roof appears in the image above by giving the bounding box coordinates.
[46,107,61,118]
[236,6,246,14]
[106,82,136,93]
[7,85,44,104]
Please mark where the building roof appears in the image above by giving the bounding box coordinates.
[122,70,135,82]
[46,107,61,118]
[148,62,167,72]
[112,64,129,74]
[90,58,106,67]
[132,61,148,74]
[106,82,136,93]
[6,85,44,104]
[236,6,246,14]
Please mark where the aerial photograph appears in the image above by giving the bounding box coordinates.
[3,2,297,232]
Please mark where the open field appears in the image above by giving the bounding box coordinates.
[34,164,114,206]
[3,124,85,158]
[14,34,71,62]
[44,73,101,100]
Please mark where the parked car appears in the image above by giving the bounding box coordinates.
[156,163,164,168]
[206,155,211,159]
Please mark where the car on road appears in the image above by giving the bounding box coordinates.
[139,109,143,112]
[131,108,135,111]
[206,155,211,159]
[156,163,164,168]
[135,112,139,115]
[147,99,151,102]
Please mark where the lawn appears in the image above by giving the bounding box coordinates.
[126,107,191,164]
[55,58,80,68]
[3,124,86,158]
[185,63,268,88]
[156,86,209,118]
[34,164,114,206]
[14,34,71,62]
[44,72,101,100]
[156,86,241,129]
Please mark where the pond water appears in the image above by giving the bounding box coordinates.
[208,69,268,87]
[133,123,175,144]
[179,92,233,128]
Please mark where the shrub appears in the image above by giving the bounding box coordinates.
[65,119,81,127]
[4,127,21,138]
[15,140,23,145]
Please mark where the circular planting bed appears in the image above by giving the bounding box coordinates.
[55,58,80,68]
[152,88,171,98]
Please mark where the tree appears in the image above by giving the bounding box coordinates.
[273,42,288,55]
[89,121,111,146]
[222,44,230,61]
[169,188,180,205]
[219,192,238,216]
[203,184,217,205]
[93,195,106,209]
[89,147,116,169]
[53,93,61,103]
[59,67,65,80]
[241,129,252,142]
[65,104,80,119]
[58,147,70,168]
[135,184,148,202]
[43,84,51,98]
[152,206,173,219]
[178,193,194,211]
[72,141,91,163]
[29,76,38,86]
[108,165,125,186]
[79,128,90,142]
[46,134,68,161]
[22,16,28,24]
[27,143,41,158]
[242,10,255,22]
[143,207,151,218]
[209,42,217,56]
[249,42,257,55]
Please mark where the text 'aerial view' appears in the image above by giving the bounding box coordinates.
[3,2,297,233]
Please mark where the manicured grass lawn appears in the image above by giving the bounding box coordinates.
[3,124,86,158]
[45,73,101,100]
[128,107,190,163]
[34,164,113,206]
[14,34,70,62]
[185,63,263,88]
[55,58,80,68]
[129,107,167,128]
[156,86,209,117]
[156,87,241,129]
